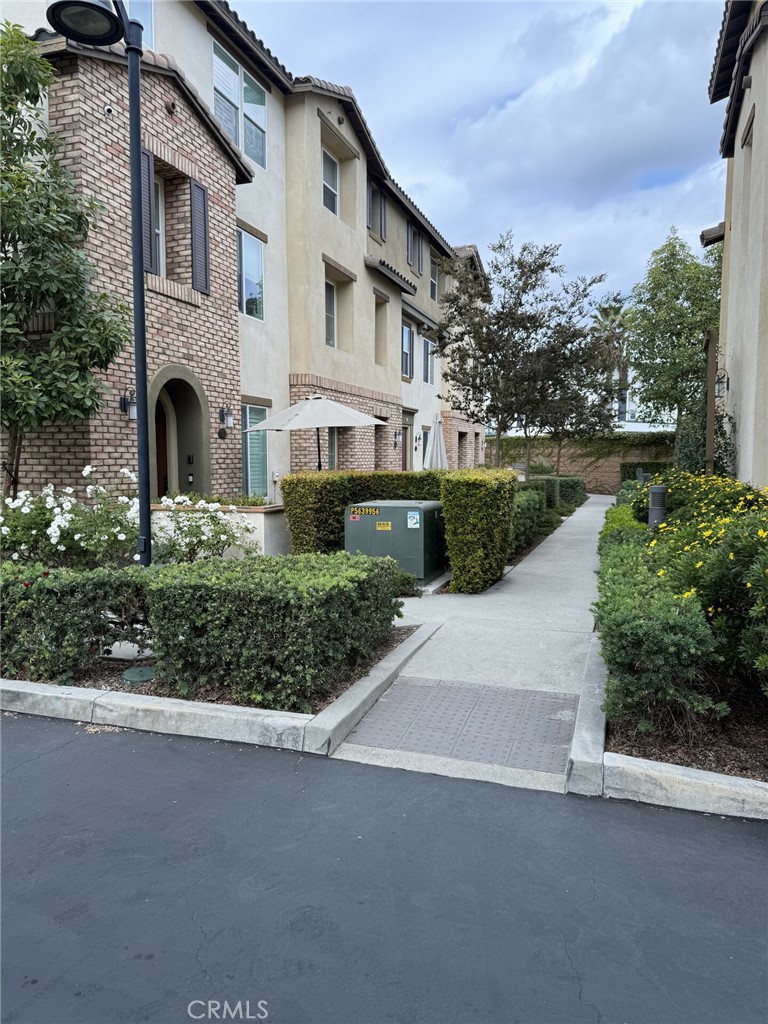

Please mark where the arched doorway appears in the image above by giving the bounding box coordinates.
[149,367,210,499]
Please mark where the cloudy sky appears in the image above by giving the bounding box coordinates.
[232,0,727,296]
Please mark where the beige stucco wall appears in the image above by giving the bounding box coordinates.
[151,2,292,497]
[719,31,768,488]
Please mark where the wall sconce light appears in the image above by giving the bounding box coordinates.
[119,386,138,421]
[219,406,235,430]
[714,368,729,400]
[414,432,422,451]
[393,428,403,449]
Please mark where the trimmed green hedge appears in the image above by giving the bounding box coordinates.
[281,470,445,554]
[558,476,587,507]
[281,469,518,593]
[511,490,546,556]
[620,460,673,483]
[597,504,647,555]
[0,563,147,681]
[441,471,516,593]
[595,543,724,732]
[522,475,586,508]
[1,553,403,712]
[144,553,402,710]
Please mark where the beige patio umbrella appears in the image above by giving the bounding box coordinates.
[245,394,385,470]
[422,412,448,470]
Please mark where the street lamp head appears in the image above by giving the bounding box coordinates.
[47,0,124,46]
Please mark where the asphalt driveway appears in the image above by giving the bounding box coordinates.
[2,714,766,1024]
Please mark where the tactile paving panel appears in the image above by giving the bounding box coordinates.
[346,676,579,774]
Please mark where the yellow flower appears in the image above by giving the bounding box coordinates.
[695,561,703,569]
[746,582,752,589]
[649,539,657,547]
[657,569,665,576]
[729,552,734,561]
[758,529,767,539]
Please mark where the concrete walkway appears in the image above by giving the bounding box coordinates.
[334,494,613,792]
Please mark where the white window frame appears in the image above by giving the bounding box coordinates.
[241,404,269,497]
[322,149,339,215]
[153,175,165,277]
[430,258,438,301]
[325,281,336,347]
[237,228,265,321]
[213,42,267,169]
[423,337,435,385]
[327,427,338,470]
[401,321,414,378]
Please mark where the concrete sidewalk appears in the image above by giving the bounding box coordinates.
[334,494,613,792]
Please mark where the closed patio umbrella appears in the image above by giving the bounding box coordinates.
[245,393,385,470]
[423,412,448,470]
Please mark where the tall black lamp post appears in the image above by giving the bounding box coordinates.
[46,0,152,565]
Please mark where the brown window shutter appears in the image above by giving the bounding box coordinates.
[141,148,156,275]
[190,179,210,295]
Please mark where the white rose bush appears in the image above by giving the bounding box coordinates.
[0,467,258,568]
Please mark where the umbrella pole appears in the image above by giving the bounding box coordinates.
[316,426,322,471]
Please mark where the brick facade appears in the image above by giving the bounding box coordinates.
[442,411,486,470]
[288,374,403,472]
[9,50,243,498]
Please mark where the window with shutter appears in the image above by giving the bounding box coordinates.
[190,180,210,294]
[141,148,157,275]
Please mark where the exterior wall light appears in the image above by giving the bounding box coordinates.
[714,368,729,400]
[120,386,138,421]
[414,432,422,451]
[219,406,235,430]
[393,428,402,449]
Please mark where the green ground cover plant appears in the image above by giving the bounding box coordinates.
[595,470,768,731]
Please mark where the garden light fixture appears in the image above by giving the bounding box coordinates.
[119,386,138,421]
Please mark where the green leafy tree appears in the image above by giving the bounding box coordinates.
[1,23,130,497]
[439,231,606,474]
[625,228,721,449]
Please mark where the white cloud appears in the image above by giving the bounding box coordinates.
[235,0,727,292]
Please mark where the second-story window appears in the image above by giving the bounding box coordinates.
[153,176,165,276]
[237,228,264,320]
[407,223,423,273]
[423,338,436,385]
[213,42,267,168]
[430,258,438,301]
[401,321,414,378]
[367,182,386,239]
[325,281,336,346]
[322,150,339,214]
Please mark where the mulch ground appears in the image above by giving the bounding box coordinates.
[606,687,768,782]
[57,624,419,716]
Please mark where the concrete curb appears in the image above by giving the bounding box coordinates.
[303,622,441,755]
[565,638,606,797]
[0,623,435,755]
[603,752,768,820]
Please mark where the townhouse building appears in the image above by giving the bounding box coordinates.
[8,0,485,500]
[706,0,768,487]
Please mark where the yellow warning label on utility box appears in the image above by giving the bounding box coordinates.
[376,521,392,531]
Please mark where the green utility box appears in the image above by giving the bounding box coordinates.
[344,500,446,579]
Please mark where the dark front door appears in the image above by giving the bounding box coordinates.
[155,401,168,497]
